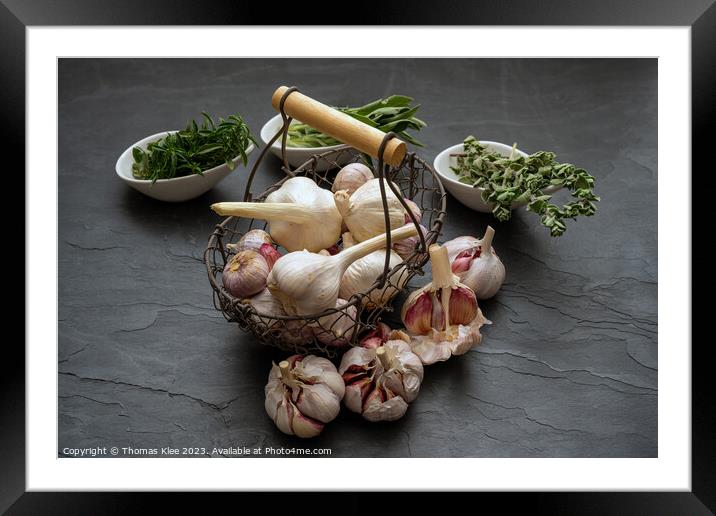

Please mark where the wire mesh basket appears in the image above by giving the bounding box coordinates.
[205,87,446,357]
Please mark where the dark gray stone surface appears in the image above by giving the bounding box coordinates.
[58,58,657,457]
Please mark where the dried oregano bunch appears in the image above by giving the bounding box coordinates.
[451,136,600,236]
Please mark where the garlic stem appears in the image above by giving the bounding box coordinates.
[279,361,292,383]
[337,224,418,270]
[333,190,351,218]
[376,346,392,371]
[481,226,495,254]
[428,244,454,288]
[211,202,315,224]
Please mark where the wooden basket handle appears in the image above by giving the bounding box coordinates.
[271,86,407,167]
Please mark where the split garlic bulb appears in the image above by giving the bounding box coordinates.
[443,226,505,300]
[339,249,408,308]
[359,321,410,349]
[265,355,345,438]
[314,298,358,347]
[331,163,374,195]
[334,178,406,242]
[339,337,424,422]
[400,244,488,365]
[211,177,342,253]
[268,225,418,316]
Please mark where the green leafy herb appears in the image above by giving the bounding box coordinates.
[132,112,256,183]
[451,136,599,237]
[286,95,427,148]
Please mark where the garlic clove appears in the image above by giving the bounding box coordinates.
[402,291,434,335]
[295,383,342,423]
[222,249,270,298]
[290,405,325,438]
[331,162,374,195]
[362,393,409,422]
[344,377,373,414]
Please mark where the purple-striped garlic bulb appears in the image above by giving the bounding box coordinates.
[443,226,505,300]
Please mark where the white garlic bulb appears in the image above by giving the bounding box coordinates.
[443,226,505,300]
[331,163,374,195]
[339,249,408,308]
[334,178,406,242]
[211,177,342,253]
[400,244,488,365]
[267,225,418,316]
[339,338,423,422]
[314,298,358,348]
[265,355,345,438]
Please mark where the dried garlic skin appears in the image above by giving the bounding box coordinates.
[264,355,345,438]
[339,340,424,422]
[408,308,490,365]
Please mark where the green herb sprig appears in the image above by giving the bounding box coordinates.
[451,136,599,237]
[287,95,426,148]
[132,112,256,183]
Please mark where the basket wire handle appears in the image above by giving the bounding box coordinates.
[375,134,428,289]
[242,86,299,202]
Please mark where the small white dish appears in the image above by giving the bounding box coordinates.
[260,114,353,171]
[115,131,254,202]
[433,140,561,213]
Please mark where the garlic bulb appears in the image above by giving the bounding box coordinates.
[334,178,406,242]
[444,226,505,299]
[400,244,488,365]
[403,198,422,224]
[443,226,505,300]
[265,355,345,438]
[268,224,418,316]
[392,223,429,260]
[211,177,342,253]
[339,339,423,422]
[331,163,374,195]
[243,288,286,317]
[231,229,273,252]
[339,249,408,308]
[314,298,358,347]
[222,248,271,298]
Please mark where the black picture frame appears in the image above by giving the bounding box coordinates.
[4,0,712,512]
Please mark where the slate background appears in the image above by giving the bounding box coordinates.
[58,58,657,458]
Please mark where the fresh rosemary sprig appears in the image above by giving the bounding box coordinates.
[287,95,426,148]
[132,112,256,183]
[451,136,599,237]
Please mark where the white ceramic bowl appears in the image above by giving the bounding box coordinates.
[433,140,561,213]
[260,114,353,171]
[115,131,254,202]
